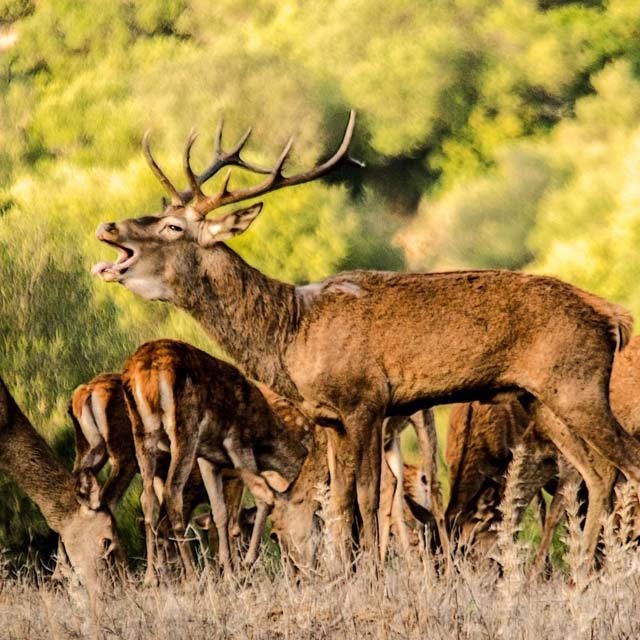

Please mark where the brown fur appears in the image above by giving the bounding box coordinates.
[447,335,640,565]
[122,339,309,582]
[94,122,640,560]
[270,411,445,567]
[0,376,119,598]
[69,373,138,512]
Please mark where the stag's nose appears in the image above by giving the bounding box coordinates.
[96,222,117,239]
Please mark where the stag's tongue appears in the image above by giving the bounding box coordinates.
[92,261,115,276]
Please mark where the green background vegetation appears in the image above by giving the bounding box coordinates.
[1,0,639,563]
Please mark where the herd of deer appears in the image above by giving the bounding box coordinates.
[2,112,640,600]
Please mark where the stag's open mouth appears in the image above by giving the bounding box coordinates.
[92,240,138,282]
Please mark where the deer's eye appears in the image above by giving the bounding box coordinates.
[167,224,183,232]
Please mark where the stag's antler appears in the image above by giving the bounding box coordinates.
[143,111,363,217]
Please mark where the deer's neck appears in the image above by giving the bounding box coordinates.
[174,245,301,394]
[0,386,79,532]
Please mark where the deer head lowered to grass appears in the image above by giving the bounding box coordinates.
[121,339,310,583]
[94,111,640,564]
[447,335,640,574]
[0,375,120,601]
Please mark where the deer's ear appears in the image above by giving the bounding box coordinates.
[240,470,275,506]
[74,470,101,510]
[261,470,291,493]
[199,203,264,246]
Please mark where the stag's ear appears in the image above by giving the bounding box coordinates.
[199,202,264,246]
[74,470,101,510]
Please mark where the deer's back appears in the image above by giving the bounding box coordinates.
[292,269,627,408]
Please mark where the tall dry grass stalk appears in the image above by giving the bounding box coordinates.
[2,533,640,639]
[6,471,640,639]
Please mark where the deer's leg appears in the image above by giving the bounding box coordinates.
[379,448,397,561]
[72,400,108,474]
[244,500,269,568]
[387,433,411,555]
[100,455,138,514]
[351,411,383,557]
[126,388,162,585]
[544,381,640,484]
[163,443,198,580]
[413,409,449,556]
[138,448,160,586]
[51,538,70,582]
[326,427,356,563]
[535,403,615,564]
[197,458,233,575]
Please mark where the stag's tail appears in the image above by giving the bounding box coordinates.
[575,289,634,352]
[611,305,634,352]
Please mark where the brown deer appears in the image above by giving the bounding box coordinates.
[445,395,558,551]
[93,112,640,562]
[268,410,445,567]
[0,375,120,598]
[69,373,138,512]
[121,339,309,583]
[447,335,640,569]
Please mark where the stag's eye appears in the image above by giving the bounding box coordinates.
[167,224,183,232]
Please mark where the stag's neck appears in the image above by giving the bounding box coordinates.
[0,382,79,532]
[174,244,301,394]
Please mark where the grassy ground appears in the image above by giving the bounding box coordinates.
[2,541,640,640]
[2,459,640,640]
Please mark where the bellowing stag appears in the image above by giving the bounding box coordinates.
[93,112,640,560]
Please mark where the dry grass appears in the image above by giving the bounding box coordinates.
[4,455,640,640]
[2,544,640,640]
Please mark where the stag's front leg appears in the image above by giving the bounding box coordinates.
[352,413,383,559]
[326,428,357,564]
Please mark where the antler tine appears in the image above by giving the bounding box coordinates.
[227,127,272,176]
[142,131,184,206]
[183,129,205,203]
[177,117,272,203]
[193,110,363,216]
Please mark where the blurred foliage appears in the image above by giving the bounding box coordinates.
[1,0,640,562]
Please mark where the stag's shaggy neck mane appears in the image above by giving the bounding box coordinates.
[173,243,301,393]
[0,379,79,530]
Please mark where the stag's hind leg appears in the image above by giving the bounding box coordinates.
[543,378,640,484]
[534,402,616,565]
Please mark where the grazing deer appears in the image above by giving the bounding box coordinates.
[93,112,640,562]
[445,395,558,550]
[0,376,120,598]
[268,411,445,567]
[122,339,309,583]
[447,336,640,569]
